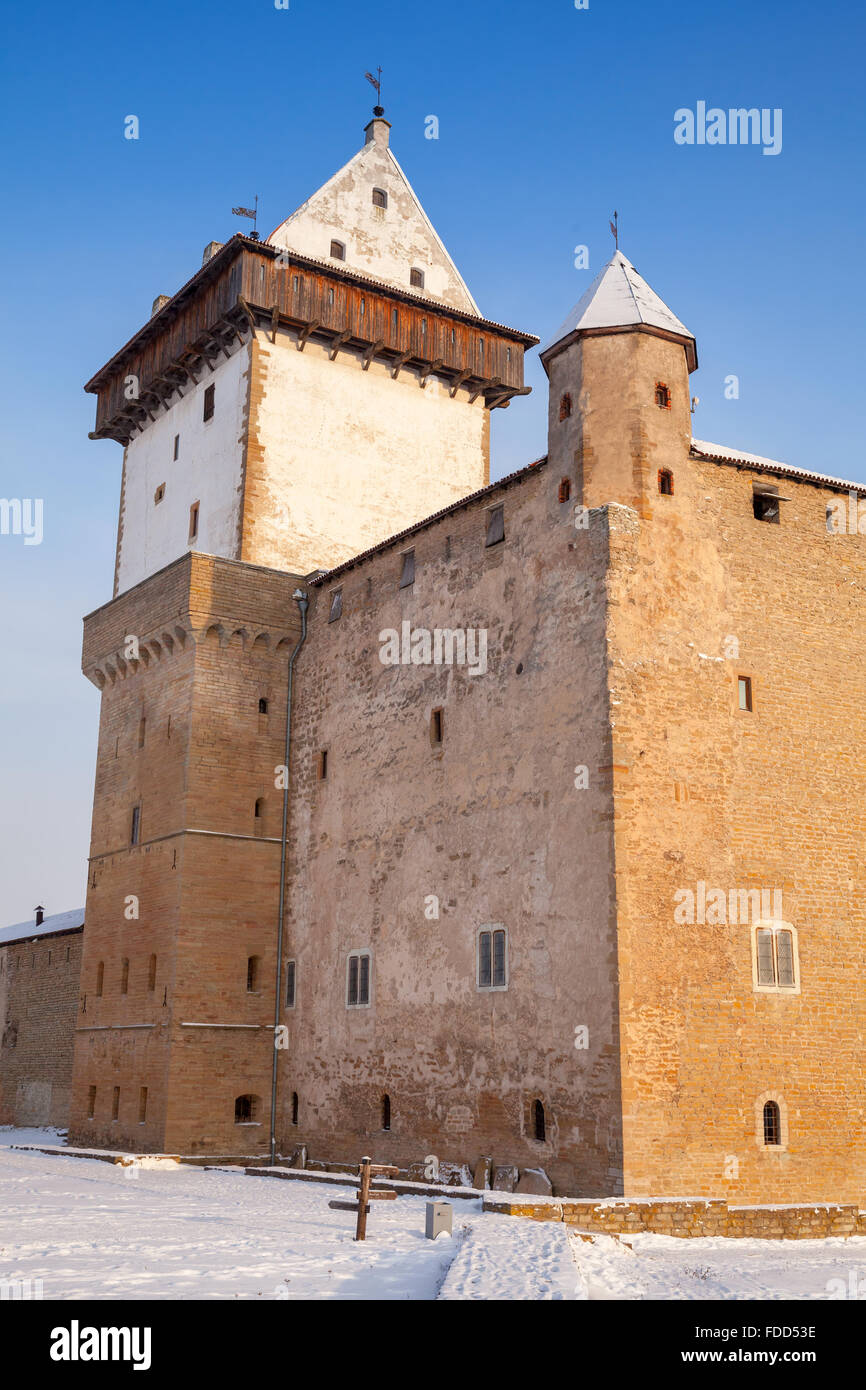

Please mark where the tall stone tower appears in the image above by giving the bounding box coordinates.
[70,113,535,1155]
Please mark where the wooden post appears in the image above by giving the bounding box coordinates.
[355,1156,373,1241]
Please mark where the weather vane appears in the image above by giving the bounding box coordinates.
[364,66,383,111]
[232,194,259,239]
[609,210,619,249]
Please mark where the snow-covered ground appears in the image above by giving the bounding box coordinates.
[1,1129,863,1300]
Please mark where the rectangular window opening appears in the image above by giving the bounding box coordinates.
[738,676,753,712]
[203,383,215,422]
[399,549,415,589]
[485,504,505,548]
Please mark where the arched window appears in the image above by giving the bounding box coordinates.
[558,477,571,503]
[763,1100,781,1146]
[658,469,674,496]
[382,1094,391,1131]
[372,187,387,209]
[291,1091,299,1125]
[235,1094,260,1124]
[247,956,261,992]
[254,797,264,818]
[329,239,345,260]
[559,392,572,421]
[258,697,269,714]
[533,1099,546,1142]
[95,961,104,997]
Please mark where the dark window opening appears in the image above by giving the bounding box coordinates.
[173,434,179,460]
[347,952,370,1006]
[247,955,260,992]
[372,187,387,209]
[258,697,269,714]
[410,267,424,289]
[154,484,165,505]
[558,478,571,503]
[120,958,129,995]
[754,491,780,523]
[254,797,264,819]
[328,589,342,623]
[112,1086,120,1121]
[291,1091,299,1125]
[203,383,215,421]
[285,959,296,1008]
[399,549,415,588]
[431,708,443,745]
[87,1085,96,1119]
[738,676,753,712]
[658,469,674,496]
[130,804,141,846]
[318,749,328,780]
[330,240,345,260]
[763,1100,781,1146]
[139,1087,148,1123]
[559,392,572,421]
[533,1099,546,1142]
[235,1093,259,1124]
[485,504,505,548]
[655,382,671,409]
[382,1094,391,1130]
[189,502,199,541]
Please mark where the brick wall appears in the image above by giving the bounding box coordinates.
[0,929,83,1127]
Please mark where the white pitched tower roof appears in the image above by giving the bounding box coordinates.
[540,249,697,371]
[267,110,481,316]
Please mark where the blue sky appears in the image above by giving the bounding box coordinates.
[1,0,864,923]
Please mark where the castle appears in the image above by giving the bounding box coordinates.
[4,110,864,1203]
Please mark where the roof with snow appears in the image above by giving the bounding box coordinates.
[0,908,84,949]
[691,440,866,495]
[541,250,697,369]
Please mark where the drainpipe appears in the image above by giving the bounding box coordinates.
[270,587,309,1166]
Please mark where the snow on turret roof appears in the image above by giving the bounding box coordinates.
[540,250,695,361]
[0,907,84,948]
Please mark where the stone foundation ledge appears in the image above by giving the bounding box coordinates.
[482,1195,866,1239]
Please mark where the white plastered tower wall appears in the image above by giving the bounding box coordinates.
[267,115,480,315]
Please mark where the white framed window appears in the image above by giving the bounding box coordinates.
[751,921,800,994]
[477,925,508,991]
[346,950,372,1008]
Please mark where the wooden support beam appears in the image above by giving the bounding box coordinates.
[362,338,385,371]
[390,351,412,380]
[297,319,321,352]
[418,358,444,389]
[270,304,280,344]
[449,369,471,399]
[329,329,351,361]
[469,376,500,405]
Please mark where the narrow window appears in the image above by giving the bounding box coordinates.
[658,469,674,496]
[478,337,484,360]
[410,267,425,289]
[776,930,795,987]
[328,589,342,622]
[153,484,165,505]
[421,317,427,337]
[291,1091,299,1125]
[258,697,269,714]
[558,478,571,504]
[347,952,371,1006]
[189,502,199,541]
[138,717,146,748]
[372,187,387,209]
[173,434,179,460]
[485,504,505,548]
[431,708,443,746]
[327,287,334,306]
[139,1087,148,1123]
[254,797,264,819]
[391,307,398,331]
[318,749,328,780]
[559,393,572,421]
[478,928,507,990]
[247,956,260,992]
[148,953,157,992]
[533,1099,546,1143]
[120,958,129,995]
[655,382,671,408]
[203,383,215,421]
[763,1100,781,1146]
[756,929,776,986]
[130,804,141,845]
[738,676,753,712]
[382,1094,391,1131]
[87,1085,96,1119]
[330,240,345,261]
[399,549,415,588]
[753,489,780,523]
[292,274,299,292]
[112,1086,120,1121]
[96,961,104,997]
[235,1094,255,1123]
[285,959,296,1008]
[360,295,366,317]
[755,927,797,991]
[492,929,506,987]
[506,345,512,363]
[478,931,492,988]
